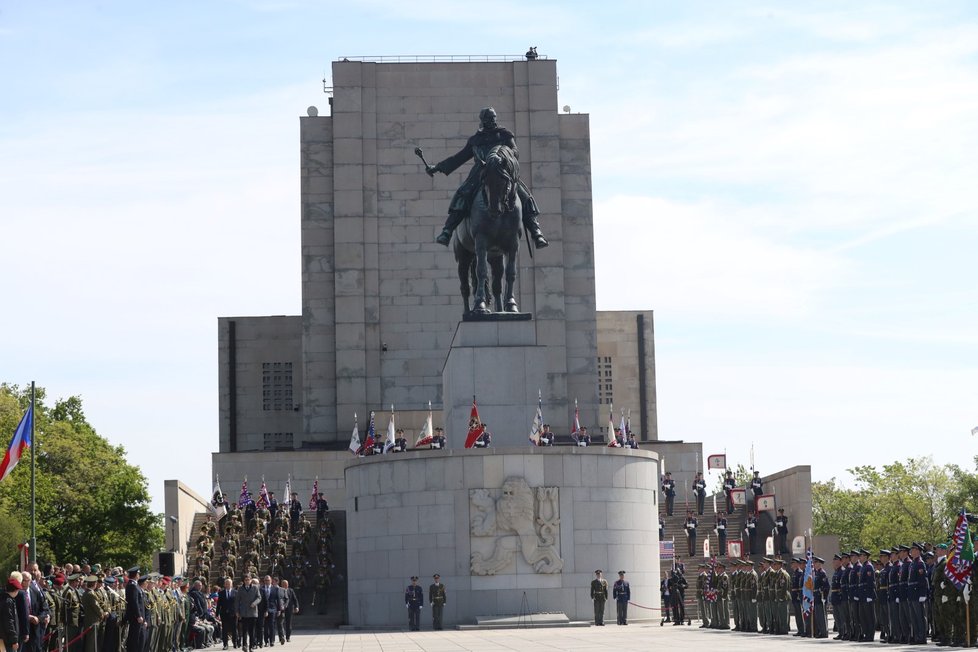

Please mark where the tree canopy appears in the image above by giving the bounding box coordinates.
[813,456,977,551]
[0,383,163,568]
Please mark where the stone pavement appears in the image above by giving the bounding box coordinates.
[286,623,905,651]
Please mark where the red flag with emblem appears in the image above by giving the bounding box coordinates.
[464,397,485,448]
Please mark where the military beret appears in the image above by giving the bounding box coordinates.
[104,577,117,585]
[813,556,825,563]
[936,543,948,550]
[92,564,102,572]
[53,574,66,586]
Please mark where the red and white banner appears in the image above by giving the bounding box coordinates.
[707,454,726,470]
[731,488,747,505]
[727,540,743,559]
[756,494,777,511]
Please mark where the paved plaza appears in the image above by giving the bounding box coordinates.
[287,621,904,652]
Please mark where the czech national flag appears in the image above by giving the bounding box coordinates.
[0,403,33,482]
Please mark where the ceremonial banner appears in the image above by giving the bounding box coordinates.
[727,540,743,559]
[706,453,726,470]
[571,399,581,441]
[756,494,776,511]
[348,414,361,455]
[659,540,675,561]
[415,404,434,447]
[384,405,396,453]
[0,402,33,483]
[802,549,815,616]
[464,398,485,449]
[731,488,747,506]
[529,390,543,445]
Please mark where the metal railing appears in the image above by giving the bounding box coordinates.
[335,54,548,63]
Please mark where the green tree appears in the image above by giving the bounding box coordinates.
[0,383,163,568]
[813,456,959,550]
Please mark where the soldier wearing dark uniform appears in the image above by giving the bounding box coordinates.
[831,554,846,639]
[775,508,789,555]
[692,472,707,516]
[723,471,736,514]
[404,577,423,631]
[750,471,764,511]
[858,549,876,641]
[716,515,728,556]
[612,571,630,626]
[684,511,697,557]
[790,558,804,635]
[427,107,548,249]
[908,542,929,644]
[745,513,758,555]
[876,549,890,642]
[812,556,829,638]
[661,472,676,516]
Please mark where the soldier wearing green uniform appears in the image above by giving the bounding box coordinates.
[743,560,759,633]
[771,558,791,635]
[45,575,65,652]
[715,562,730,630]
[730,561,741,630]
[758,558,772,633]
[82,576,106,652]
[64,574,84,652]
[696,564,710,628]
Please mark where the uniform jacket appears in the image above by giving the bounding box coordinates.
[590,579,609,602]
[405,585,423,609]
[612,580,630,603]
[860,561,876,601]
[124,580,145,623]
[216,588,236,618]
[428,583,447,606]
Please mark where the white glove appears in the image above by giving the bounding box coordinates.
[942,596,949,604]
[895,598,900,603]
[918,596,927,603]
[941,582,946,589]
[866,598,873,602]
[752,599,757,603]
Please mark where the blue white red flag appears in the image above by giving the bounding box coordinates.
[237,479,251,508]
[0,402,33,482]
[364,411,376,451]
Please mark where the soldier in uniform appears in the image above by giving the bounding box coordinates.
[716,514,728,556]
[661,472,676,517]
[757,558,771,634]
[770,558,790,635]
[667,569,687,625]
[743,560,759,633]
[124,569,144,652]
[65,573,84,652]
[749,471,764,510]
[790,557,805,636]
[729,561,741,631]
[612,571,630,626]
[858,548,876,641]
[81,576,106,652]
[590,570,608,626]
[811,556,829,638]
[684,511,697,557]
[877,549,890,642]
[404,577,423,631]
[908,542,929,644]
[45,574,65,652]
[744,513,758,555]
[845,549,861,640]
[427,574,447,631]
[696,564,710,628]
[692,472,707,516]
[775,508,789,555]
[715,562,730,630]
[899,544,914,644]
[723,471,736,514]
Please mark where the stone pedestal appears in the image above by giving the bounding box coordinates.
[442,320,547,448]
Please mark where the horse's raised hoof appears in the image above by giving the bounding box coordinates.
[505,300,519,313]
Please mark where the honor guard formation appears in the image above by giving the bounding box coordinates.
[659,467,978,646]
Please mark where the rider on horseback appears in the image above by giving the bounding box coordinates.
[426,107,549,249]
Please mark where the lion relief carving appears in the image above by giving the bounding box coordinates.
[469,476,563,575]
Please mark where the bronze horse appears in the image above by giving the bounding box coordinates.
[452,145,522,315]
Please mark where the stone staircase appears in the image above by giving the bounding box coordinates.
[658,494,751,622]
[186,510,348,629]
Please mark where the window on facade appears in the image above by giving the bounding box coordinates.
[262,362,294,411]
[263,432,294,450]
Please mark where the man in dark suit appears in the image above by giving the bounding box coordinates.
[22,572,50,652]
[258,576,280,647]
[268,493,279,517]
[288,493,302,531]
[216,578,237,650]
[124,567,145,652]
[273,581,288,645]
[279,581,297,643]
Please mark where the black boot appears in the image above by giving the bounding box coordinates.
[435,228,452,246]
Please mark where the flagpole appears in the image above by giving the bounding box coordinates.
[30,380,36,564]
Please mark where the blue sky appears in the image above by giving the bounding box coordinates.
[2,1,976,512]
